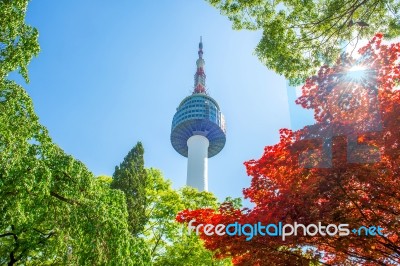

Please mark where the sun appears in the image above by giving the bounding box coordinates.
[345,65,369,82]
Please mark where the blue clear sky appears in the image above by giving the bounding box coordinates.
[19,0,313,203]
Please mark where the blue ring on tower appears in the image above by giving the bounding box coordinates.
[171,94,226,158]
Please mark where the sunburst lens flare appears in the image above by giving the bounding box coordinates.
[345,65,369,82]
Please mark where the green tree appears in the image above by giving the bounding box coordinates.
[207,0,400,83]
[0,75,150,266]
[111,142,148,236]
[0,0,39,82]
[144,169,232,266]
[0,1,150,264]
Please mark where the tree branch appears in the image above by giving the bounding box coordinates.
[0,232,16,238]
[50,191,79,205]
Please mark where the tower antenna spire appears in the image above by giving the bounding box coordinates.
[194,36,206,93]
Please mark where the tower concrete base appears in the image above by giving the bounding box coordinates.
[187,135,209,191]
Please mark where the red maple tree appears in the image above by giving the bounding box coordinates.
[177,34,400,265]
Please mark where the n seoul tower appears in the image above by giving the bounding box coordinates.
[170,37,226,192]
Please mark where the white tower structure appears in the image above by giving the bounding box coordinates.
[170,38,226,191]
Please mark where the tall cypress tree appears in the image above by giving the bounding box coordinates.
[111,142,147,236]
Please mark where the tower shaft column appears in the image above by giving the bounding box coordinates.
[187,135,209,191]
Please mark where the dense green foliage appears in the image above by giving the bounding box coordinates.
[207,0,400,83]
[0,66,150,266]
[0,1,150,265]
[98,170,234,265]
[144,169,232,266]
[0,0,39,82]
[111,142,148,236]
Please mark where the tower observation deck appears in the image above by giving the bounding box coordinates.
[170,37,226,192]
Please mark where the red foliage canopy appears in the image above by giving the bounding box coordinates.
[177,34,400,265]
